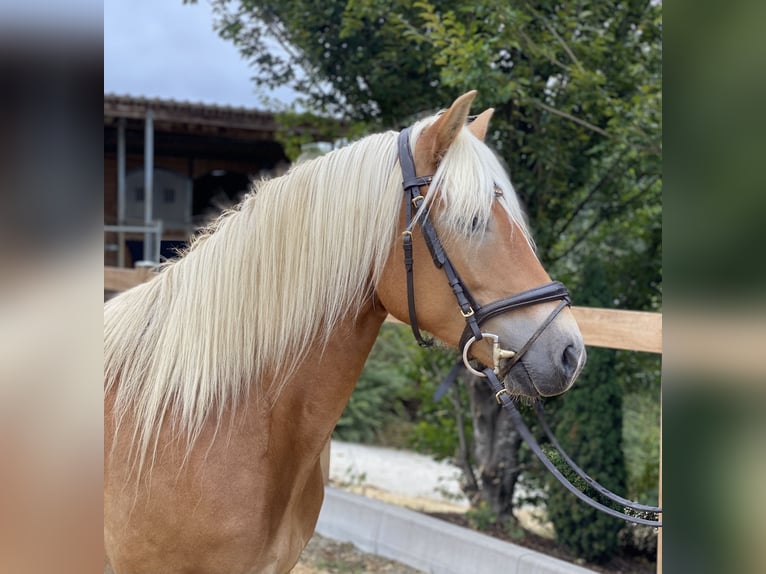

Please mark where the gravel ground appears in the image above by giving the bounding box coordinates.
[327,440,553,537]
[293,533,423,574]
[328,440,468,509]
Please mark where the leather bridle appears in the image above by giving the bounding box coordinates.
[397,126,662,527]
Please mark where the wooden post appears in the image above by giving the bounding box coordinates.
[104,266,156,292]
[117,118,126,268]
[143,109,154,262]
[320,440,331,485]
[657,399,662,574]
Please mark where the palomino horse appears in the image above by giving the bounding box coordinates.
[104,90,585,573]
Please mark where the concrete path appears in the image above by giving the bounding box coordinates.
[316,487,598,574]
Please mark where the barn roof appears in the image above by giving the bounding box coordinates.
[104,94,277,135]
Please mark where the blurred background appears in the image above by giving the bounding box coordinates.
[0,0,764,573]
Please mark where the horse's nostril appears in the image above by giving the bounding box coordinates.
[561,344,579,380]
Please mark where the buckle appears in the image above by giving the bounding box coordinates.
[462,333,516,378]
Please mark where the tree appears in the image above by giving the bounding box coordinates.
[197,0,662,561]
[190,0,454,124]
[466,376,523,523]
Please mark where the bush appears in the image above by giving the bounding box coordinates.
[545,347,627,563]
[623,391,661,506]
[401,344,469,460]
[333,324,414,443]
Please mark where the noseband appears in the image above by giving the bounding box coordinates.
[397,126,662,527]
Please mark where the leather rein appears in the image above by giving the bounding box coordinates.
[397,126,662,527]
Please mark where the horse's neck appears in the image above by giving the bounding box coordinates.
[263,299,388,453]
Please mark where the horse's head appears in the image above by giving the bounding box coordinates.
[377,90,585,398]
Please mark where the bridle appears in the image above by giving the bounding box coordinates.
[397,126,662,527]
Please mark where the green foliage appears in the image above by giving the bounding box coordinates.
[623,391,660,505]
[201,0,455,124]
[465,500,524,538]
[335,467,368,489]
[333,324,415,444]
[272,110,368,161]
[333,366,402,443]
[399,344,469,460]
[465,501,498,532]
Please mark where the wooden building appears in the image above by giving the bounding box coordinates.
[104,94,290,267]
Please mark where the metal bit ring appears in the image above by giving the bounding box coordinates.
[462,333,499,377]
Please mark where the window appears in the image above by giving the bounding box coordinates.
[125,168,191,229]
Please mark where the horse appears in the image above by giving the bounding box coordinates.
[104,90,586,573]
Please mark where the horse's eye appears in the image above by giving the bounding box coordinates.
[458,216,485,235]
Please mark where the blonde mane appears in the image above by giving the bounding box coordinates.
[104,116,531,477]
[409,118,532,247]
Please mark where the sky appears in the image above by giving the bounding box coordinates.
[104,0,298,109]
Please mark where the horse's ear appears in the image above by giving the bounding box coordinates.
[423,90,477,162]
[467,108,494,141]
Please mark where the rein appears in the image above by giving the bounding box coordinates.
[397,126,662,528]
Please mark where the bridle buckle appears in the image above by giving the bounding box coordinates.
[462,333,515,378]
